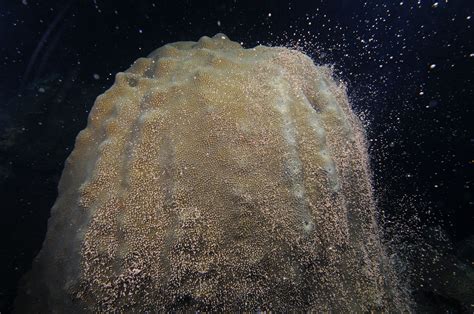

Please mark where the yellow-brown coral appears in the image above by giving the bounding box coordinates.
[16,34,406,312]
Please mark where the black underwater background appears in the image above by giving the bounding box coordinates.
[0,0,473,312]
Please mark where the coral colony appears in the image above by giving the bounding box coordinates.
[17,34,406,312]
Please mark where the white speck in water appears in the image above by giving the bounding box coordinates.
[470,53,474,57]
[22,0,27,5]
[268,13,272,17]
[419,91,424,95]
[432,2,439,8]
[467,16,472,20]
[429,64,436,69]
[217,20,221,26]
[93,73,100,80]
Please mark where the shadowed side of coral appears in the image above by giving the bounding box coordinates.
[15,34,409,312]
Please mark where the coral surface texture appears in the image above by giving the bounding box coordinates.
[16,34,405,312]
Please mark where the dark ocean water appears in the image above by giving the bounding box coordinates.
[0,0,473,312]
